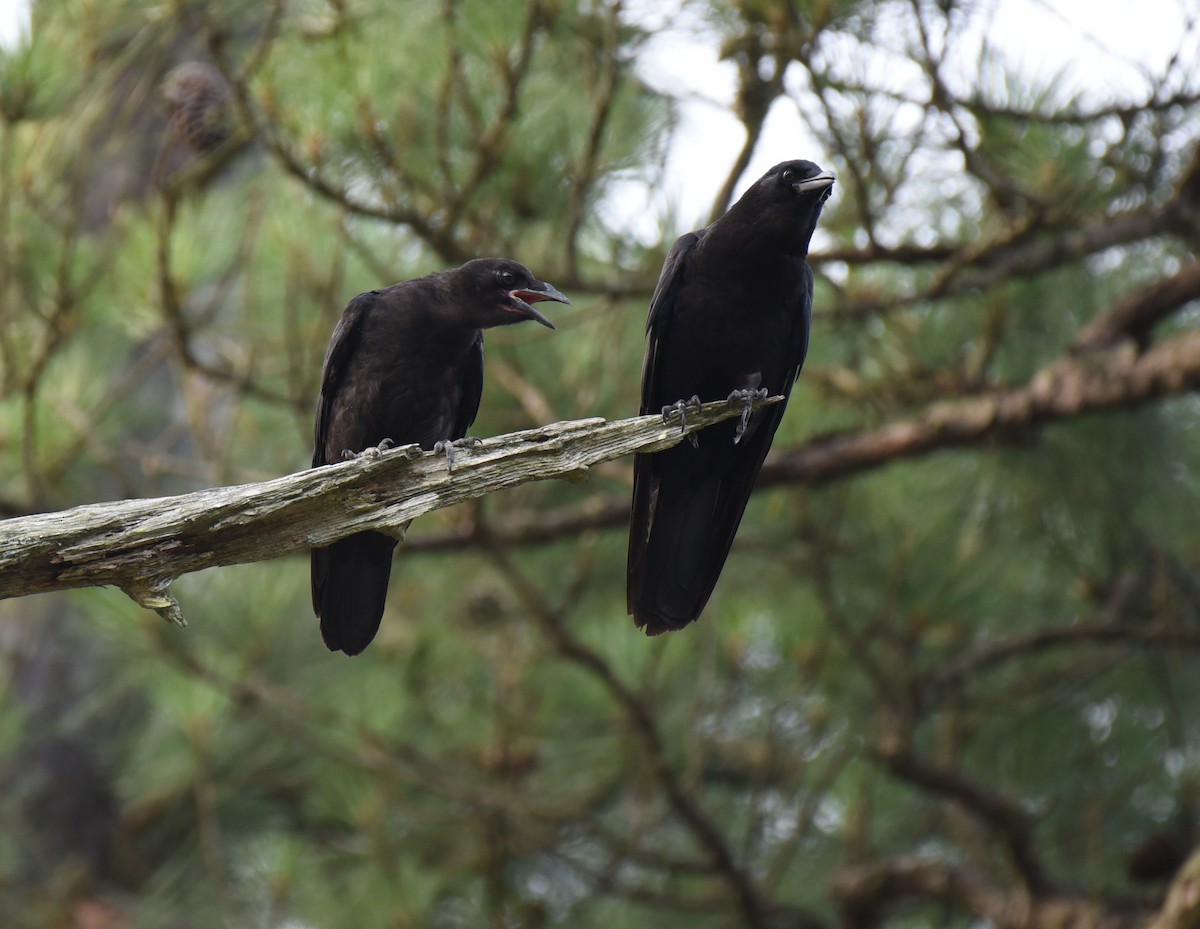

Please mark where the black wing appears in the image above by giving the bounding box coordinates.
[452,330,485,439]
[638,231,704,416]
[628,231,703,613]
[312,291,377,468]
[310,290,395,655]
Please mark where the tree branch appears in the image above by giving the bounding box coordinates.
[768,329,1200,484]
[830,201,1179,322]
[1072,260,1200,352]
[874,744,1050,895]
[403,329,1200,554]
[0,398,778,624]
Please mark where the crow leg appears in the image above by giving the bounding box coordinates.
[433,436,482,472]
[727,388,769,444]
[661,396,703,448]
[342,438,395,461]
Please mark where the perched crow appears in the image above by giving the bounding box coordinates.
[312,258,568,655]
[628,160,835,634]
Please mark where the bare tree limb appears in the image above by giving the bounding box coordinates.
[1073,260,1200,352]
[768,329,1200,484]
[830,201,1179,322]
[403,328,1200,554]
[0,398,777,625]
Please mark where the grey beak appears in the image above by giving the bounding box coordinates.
[794,171,836,193]
[509,283,570,330]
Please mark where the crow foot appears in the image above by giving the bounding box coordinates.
[433,436,481,472]
[343,438,395,461]
[727,388,768,444]
[662,396,703,447]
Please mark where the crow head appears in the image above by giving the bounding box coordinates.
[735,160,835,251]
[458,258,569,330]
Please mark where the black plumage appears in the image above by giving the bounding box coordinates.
[627,160,835,634]
[312,258,568,655]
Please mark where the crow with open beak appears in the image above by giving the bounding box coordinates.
[311,258,568,655]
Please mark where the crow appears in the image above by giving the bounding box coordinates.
[312,258,568,655]
[627,160,835,634]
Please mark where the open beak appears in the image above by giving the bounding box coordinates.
[508,282,570,330]
[794,171,836,194]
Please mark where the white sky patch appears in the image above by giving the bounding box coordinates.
[609,0,1199,241]
[0,0,29,48]
[983,0,1194,98]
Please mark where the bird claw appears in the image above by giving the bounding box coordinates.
[661,396,703,432]
[433,436,481,472]
[727,388,768,444]
[662,396,703,448]
[343,438,395,461]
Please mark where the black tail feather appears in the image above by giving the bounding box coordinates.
[311,531,398,655]
[628,406,787,635]
[630,478,721,634]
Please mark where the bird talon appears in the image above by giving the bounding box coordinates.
[661,396,703,434]
[727,388,769,444]
[345,438,395,461]
[433,436,479,472]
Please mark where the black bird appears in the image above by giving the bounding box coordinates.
[627,160,835,634]
[312,258,568,655]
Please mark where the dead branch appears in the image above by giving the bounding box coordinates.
[0,398,778,625]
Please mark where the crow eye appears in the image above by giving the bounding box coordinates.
[497,270,516,286]
[780,168,795,182]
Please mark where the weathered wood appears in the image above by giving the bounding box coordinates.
[0,397,780,624]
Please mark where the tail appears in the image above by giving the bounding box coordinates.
[628,473,729,634]
[311,531,398,655]
[627,409,785,635]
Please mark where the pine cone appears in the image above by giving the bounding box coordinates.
[161,61,232,155]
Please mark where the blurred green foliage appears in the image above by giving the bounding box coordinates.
[1,1,1199,928]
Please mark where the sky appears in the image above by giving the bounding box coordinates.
[626,0,1197,229]
[0,0,27,47]
[0,0,1193,231]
